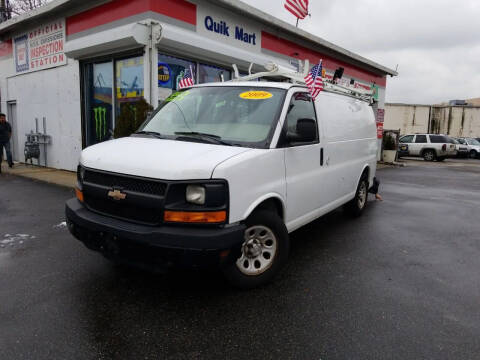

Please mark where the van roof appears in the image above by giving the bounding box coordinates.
[191,81,374,103]
[193,81,303,90]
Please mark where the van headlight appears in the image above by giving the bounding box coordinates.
[77,165,85,184]
[186,185,206,205]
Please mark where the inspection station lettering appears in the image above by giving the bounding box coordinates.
[14,19,66,74]
[204,16,257,45]
[29,21,65,68]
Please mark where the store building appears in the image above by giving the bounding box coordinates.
[0,0,397,171]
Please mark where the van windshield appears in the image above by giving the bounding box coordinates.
[138,87,286,148]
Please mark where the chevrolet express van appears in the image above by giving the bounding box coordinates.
[66,79,377,288]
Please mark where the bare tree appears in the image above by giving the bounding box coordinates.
[7,0,52,16]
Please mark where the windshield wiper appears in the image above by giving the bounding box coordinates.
[135,130,163,138]
[174,131,232,146]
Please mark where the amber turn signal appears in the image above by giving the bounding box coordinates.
[75,188,84,202]
[164,210,226,224]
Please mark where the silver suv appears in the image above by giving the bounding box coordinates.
[456,137,480,159]
[398,134,456,161]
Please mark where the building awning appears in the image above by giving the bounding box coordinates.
[159,23,296,72]
[0,0,397,77]
[64,22,149,59]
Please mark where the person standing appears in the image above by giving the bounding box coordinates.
[0,112,14,172]
[368,176,383,201]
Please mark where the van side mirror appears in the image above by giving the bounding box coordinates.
[287,118,317,143]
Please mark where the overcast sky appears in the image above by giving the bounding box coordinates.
[241,0,480,104]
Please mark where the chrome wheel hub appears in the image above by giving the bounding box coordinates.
[236,225,277,276]
[242,239,263,258]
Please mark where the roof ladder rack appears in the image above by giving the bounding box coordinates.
[230,60,375,103]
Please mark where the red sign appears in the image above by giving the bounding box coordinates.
[376,122,383,139]
[14,19,66,74]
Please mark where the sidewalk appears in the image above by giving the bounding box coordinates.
[0,161,76,188]
[1,160,401,189]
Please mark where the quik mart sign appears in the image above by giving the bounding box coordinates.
[14,19,66,74]
[197,4,261,51]
[204,16,257,46]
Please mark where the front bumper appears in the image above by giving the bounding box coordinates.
[65,199,245,270]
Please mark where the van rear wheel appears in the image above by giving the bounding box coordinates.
[223,210,289,289]
[345,175,369,217]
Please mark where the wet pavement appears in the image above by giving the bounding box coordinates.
[1,160,480,359]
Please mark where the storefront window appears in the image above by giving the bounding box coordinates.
[115,56,144,123]
[198,63,231,84]
[158,53,196,102]
[85,61,113,146]
[83,54,144,147]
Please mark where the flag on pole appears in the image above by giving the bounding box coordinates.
[304,60,323,100]
[284,0,309,19]
[178,67,194,89]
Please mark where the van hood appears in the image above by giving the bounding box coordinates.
[80,137,252,180]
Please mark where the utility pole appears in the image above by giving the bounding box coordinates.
[0,0,11,22]
[0,0,7,22]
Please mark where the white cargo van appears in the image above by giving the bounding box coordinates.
[66,67,377,288]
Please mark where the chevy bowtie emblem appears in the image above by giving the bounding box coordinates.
[108,189,127,201]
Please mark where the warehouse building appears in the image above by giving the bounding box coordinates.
[0,0,397,171]
[384,103,480,137]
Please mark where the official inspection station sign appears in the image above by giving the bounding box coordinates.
[14,19,66,74]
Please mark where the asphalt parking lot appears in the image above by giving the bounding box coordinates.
[1,159,480,360]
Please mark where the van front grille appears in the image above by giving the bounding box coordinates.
[84,170,167,196]
[82,169,165,225]
[84,195,162,225]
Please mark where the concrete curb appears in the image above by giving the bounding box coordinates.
[377,161,407,169]
[0,161,76,189]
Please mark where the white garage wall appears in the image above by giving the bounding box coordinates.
[6,60,82,171]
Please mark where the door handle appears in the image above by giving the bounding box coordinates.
[320,148,324,166]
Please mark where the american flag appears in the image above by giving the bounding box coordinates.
[304,60,323,100]
[284,0,309,19]
[178,68,194,89]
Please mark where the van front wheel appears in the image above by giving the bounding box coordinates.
[345,175,369,217]
[223,210,289,289]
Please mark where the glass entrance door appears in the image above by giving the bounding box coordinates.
[115,56,144,126]
[85,61,113,147]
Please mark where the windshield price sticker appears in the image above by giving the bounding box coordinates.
[239,91,273,100]
[166,91,190,102]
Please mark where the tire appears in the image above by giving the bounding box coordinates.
[222,210,289,289]
[469,150,477,159]
[423,150,436,161]
[345,174,369,217]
